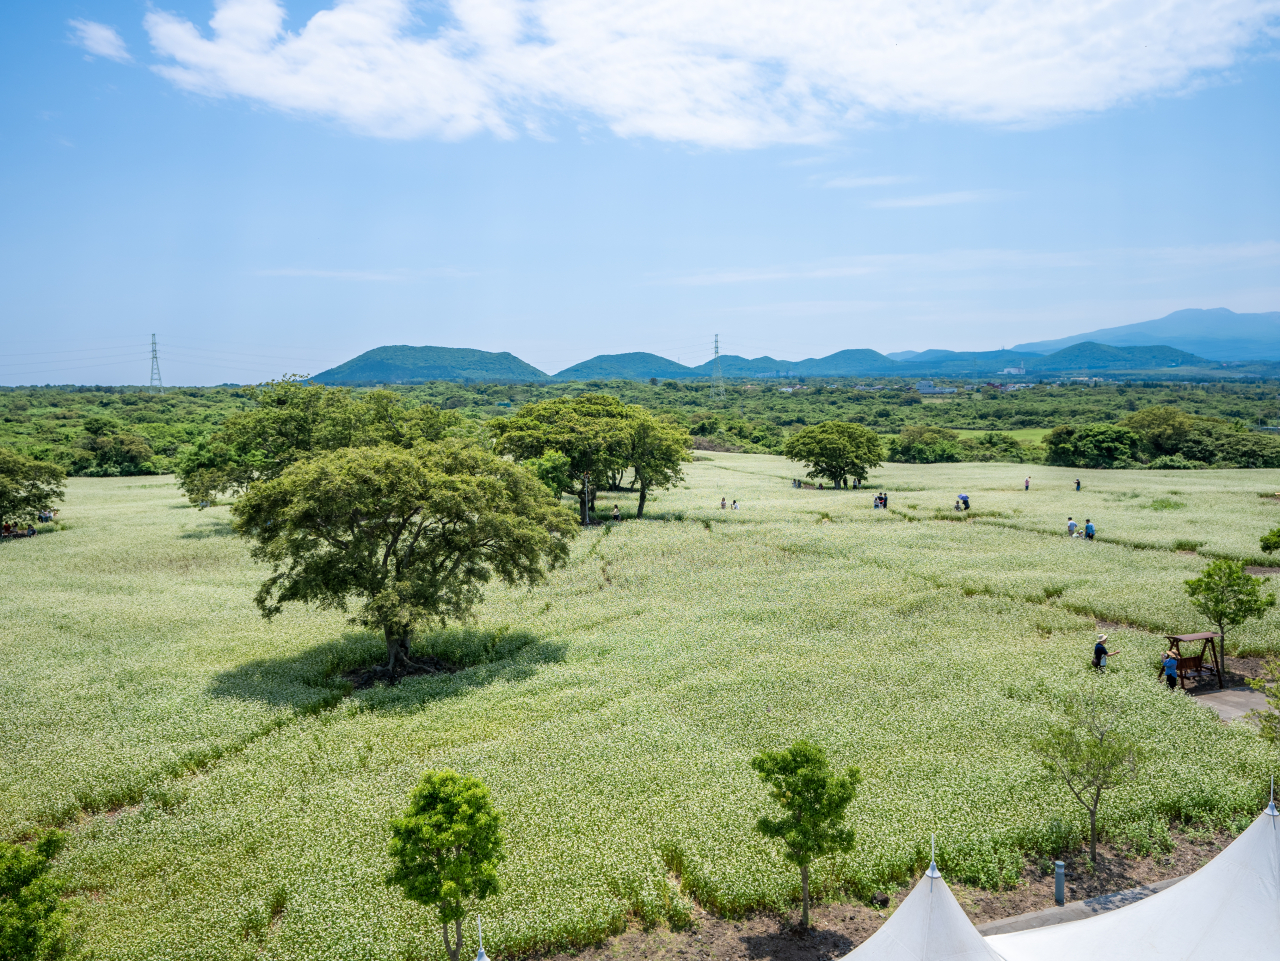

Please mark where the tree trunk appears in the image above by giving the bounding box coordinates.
[637,481,648,519]
[1217,625,1226,690]
[1089,809,1098,864]
[579,488,588,526]
[800,863,810,930]
[442,916,463,961]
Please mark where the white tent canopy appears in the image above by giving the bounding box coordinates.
[987,805,1280,961]
[839,862,1005,961]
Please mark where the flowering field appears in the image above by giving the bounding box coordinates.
[3,460,1279,961]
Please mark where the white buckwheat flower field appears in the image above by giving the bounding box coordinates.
[3,456,1278,960]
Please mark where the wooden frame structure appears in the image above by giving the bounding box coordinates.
[1163,632,1224,689]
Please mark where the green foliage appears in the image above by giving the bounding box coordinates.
[0,831,68,961]
[1261,527,1280,555]
[1032,693,1146,862]
[783,422,883,487]
[388,770,504,961]
[1045,424,1143,468]
[492,394,691,520]
[887,426,963,464]
[524,450,575,497]
[231,441,577,672]
[1185,559,1276,668]
[0,450,65,528]
[1245,658,1280,746]
[175,380,457,505]
[751,740,859,927]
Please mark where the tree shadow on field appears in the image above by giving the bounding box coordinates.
[207,627,567,715]
[178,518,235,539]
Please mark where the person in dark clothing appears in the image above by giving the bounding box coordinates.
[959,494,970,510]
[1092,634,1118,671]
[1075,478,1081,491]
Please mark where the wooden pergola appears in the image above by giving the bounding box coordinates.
[1164,632,1224,689]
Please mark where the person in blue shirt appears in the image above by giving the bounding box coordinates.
[1163,650,1180,690]
[1084,519,1095,540]
[1092,634,1118,670]
[1067,517,1077,536]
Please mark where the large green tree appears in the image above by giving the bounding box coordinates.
[783,422,882,489]
[621,411,691,518]
[388,770,504,961]
[231,441,577,675]
[1185,559,1276,685]
[491,394,633,524]
[0,450,65,530]
[750,740,860,930]
[176,379,456,505]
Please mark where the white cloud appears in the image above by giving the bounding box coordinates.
[70,19,132,62]
[143,0,1280,147]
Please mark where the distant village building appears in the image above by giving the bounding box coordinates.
[999,366,1026,376]
[915,381,957,395]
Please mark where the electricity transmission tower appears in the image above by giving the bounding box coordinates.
[711,334,725,400]
[149,334,164,394]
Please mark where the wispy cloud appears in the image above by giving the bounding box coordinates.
[255,267,473,281]
[69,19,131,62]
[824,175,912,189]
[141,0,1280,148]
[870,190,1000,208]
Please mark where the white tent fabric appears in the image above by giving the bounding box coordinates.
[987,807,1280,961]
[839,864,1005,961]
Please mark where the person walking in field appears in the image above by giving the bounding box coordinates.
[1025,477,1030,491]
[1067,517,1077,536]
[1163,650,1180,690]
[612,504,620,521]
[720,497,727,509]
[1093,634,1117,671]
[1075,478,1081,491]
[1084,519,1095,540]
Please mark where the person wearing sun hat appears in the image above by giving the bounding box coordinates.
[1093,634,1117,671]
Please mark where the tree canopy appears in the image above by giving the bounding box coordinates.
[176,379,456,505]
[231,441,577,674]
[388,770,504,961]
[1044,424,1143,468]
[782,422,882,488]
[491,394,690,521]
[0,449,65,529]
[1185,559,1275,682]
[751,740,860,929]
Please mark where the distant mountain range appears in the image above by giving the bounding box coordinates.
[314,340,1213,384]
[1013,308,1280,360]
[311,308,1276,384]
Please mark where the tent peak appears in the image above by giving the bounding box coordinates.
[1268,776,1278,817]
[926,834,941,878]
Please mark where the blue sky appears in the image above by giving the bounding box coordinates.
[3,1,1279,385]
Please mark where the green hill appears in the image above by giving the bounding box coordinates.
[1028,342,1209,371]
[313,345,548,383]
[551,352,694,381]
